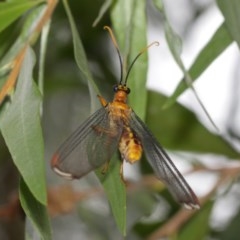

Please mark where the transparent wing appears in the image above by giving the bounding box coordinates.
[51,107,123,179]
[129,111,199,209]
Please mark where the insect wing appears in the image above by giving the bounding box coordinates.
[51,107,123,179]
[129,111,199,209]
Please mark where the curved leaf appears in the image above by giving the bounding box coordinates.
[0,3,53,105]
[217,0,240,48]
[164,23,233,108]
[62,0,99,113]
[96,153,126,236]
[19,179,52,240]
[62,0,127,235]
[111,0,148,120]
[0,0,44,33]
[92,0,112,27]
[153,0,218,130]
[0,47,46,204]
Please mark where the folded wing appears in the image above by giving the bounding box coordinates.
[51,107,123,179]
[129,111,199,209]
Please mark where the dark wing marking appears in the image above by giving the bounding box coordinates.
[51,106,123,179]
[129,111,199,209]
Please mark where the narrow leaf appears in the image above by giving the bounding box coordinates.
[0,0,44,33]
[96,153,126,236]
[63,0,127,235]
[105,0,148,234]
[0,4,46,77]
[217,0,240,48]
[0,3,54,104]
[38,19,51,96]
[0,1,57,79]
[92,0,112,27]
[154,0,218,130]
[164,22,233,108]
[0,47,46,204]
[62,0,100,113]
[111,0,148,120]
[19,179,52,240]
[0,46,27,105]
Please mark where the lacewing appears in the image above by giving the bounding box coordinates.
[51,26,200,210]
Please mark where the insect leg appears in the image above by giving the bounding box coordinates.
[101,160,110,174]
[97,95,108,107]
[92,125,119,139]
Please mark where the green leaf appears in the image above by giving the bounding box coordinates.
[0,21,19,60]
[38,19,51,95]
[217,0,240,48]
[0,0,44,33]
[164,22,233,108]
[63,0,127,235]
[19,179,52,240]
[92,0,112,27]
[179,201,213,240]
[0,4,47,76]
[111,0,148,120]
[0,47,46,204]
[152,0,163,11]
[96,153,126,236]
[146,90,239,158]
[153,0,182,68]
[153,0,218,130]
[62,0,100,113]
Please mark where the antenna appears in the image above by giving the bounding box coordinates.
[104,26,124,85]
[104,26,159,86]
[124,41,159,85]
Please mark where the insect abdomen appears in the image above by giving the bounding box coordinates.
[119,128,142,163]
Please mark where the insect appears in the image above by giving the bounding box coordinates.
[51,26,200,210]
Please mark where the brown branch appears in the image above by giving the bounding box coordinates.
[1,164,240,227]
[0,46,27,104]
[48,184,103,217]
[147,164,240,240]
[34,0,58,38]
[0,0,58,105]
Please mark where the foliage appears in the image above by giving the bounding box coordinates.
[0,0,239,239]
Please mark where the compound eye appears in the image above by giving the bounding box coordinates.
[126,87,131,94]
[113,84,118,92]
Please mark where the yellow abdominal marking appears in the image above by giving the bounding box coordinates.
[119,127,142,164]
